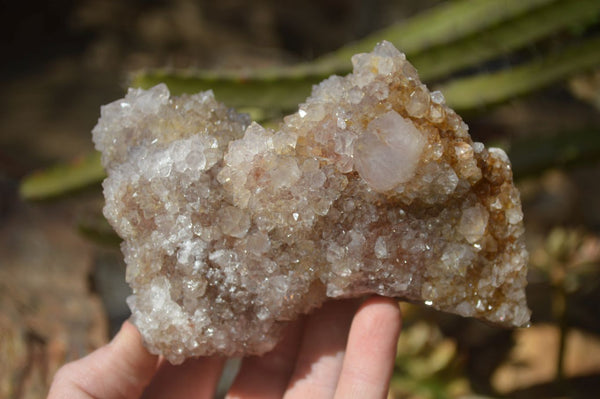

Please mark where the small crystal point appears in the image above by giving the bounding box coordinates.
[354,110,425,192]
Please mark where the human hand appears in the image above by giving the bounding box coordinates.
[48,295,402,399]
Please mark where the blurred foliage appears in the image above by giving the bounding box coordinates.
[77,211,122,248]
[133,0,600,112]
[438,35,600,112]
[390,321,471,399]
[19,151,104,200]
[528,228,600,391]
[19,0,600,200]
[531,228,600,293]
[507,128,600,179]
[570,69,600,110]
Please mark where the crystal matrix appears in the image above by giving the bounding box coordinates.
[93,41,530,364]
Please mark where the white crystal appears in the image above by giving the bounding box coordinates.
[458,204,489,244]
[431,90,445,104]
[374,236,388,259]
[406,86,430,118]
[354,110,425,192]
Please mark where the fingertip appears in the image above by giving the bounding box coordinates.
[283,299,360,398]
[48,320,159,399]
[142,356,225,399]
[111,320,154,361]
[333,296,402,399]
[108,320,159,388]
[116,319,139,340]
[357,295,403,334]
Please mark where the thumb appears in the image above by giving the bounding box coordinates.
[48,321,159,399]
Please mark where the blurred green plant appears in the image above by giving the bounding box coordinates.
[570,69,600,110]
[19,151,105,200]
[507,128,600,179]
[77,211,122,248]
[133,0,600,112]
[389,321,471,399]
[530,228,600,382]
[19,0,600,200]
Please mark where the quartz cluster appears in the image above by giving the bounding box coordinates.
[93,41,530,364]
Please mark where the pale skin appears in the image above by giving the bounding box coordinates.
[48,296,402,399]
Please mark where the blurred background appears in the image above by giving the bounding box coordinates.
[1,0,600,398]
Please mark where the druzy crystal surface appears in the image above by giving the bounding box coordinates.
[93,41,530,364]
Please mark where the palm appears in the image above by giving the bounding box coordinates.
[49,296,401,399]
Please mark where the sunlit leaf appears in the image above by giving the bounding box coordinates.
[414,0,600,81]
[316,0,559,71]
[132,0,578,112]
[20,1,600,200]
[19,151,105,200]
[438,35,600,111]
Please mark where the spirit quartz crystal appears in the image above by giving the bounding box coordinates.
[93,41,530,364]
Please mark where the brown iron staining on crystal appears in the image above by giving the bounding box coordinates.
[93,41,530,364]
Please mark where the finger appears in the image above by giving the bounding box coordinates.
[284,298,361,399]
[48,320,159,399]
[141,356,225,399]
[333,296,402,399]
[226,319,304,399]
